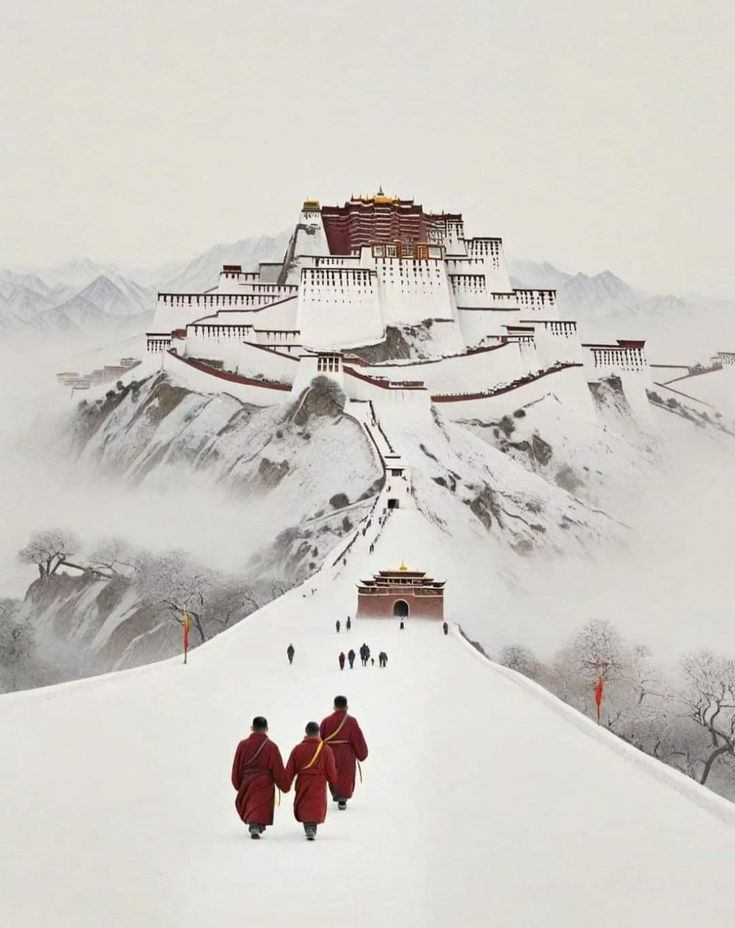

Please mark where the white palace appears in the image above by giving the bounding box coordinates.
[146,190,650,419]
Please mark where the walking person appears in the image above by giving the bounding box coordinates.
[442,621,449,636]
[231,717,289,839]
[338,651,346,671]
[320,696,369,810]
[399,619,405,631]
[336,619,341,633]
[284,722,337,841]
[287,643,295,665]
[346,616,352,631]
[347,648,356,669]
[378,651,388,668]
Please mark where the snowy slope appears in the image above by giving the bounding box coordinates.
[1,497,735,928]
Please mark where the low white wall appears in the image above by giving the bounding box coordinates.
[355,343,525,395]
[436,365,595,421]
[165,352,290,407]
[236,343,298,384]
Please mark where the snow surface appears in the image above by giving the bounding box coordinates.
[2,496,735,927]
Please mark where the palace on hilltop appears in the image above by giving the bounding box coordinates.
[145,189,652,419]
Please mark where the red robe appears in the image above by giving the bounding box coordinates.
[231,733,288,826]
[319,710,368,800]
[284,737,338,823]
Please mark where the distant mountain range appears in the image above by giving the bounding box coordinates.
[509,260,734,360]
[0,234,289,336]
[1,238,730,359]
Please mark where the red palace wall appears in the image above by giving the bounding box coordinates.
[322,200,430,255]
[357,590,444,621]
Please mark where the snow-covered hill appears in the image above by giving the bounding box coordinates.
[1,500,735,928]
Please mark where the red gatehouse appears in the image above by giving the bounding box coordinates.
[356,563,445,621]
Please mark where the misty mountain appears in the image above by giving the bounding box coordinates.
[155,232,290,293]
[0,233,290,336]
[509,259,734,360]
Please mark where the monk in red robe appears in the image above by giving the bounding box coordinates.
[284,721,338,840]
[231,716,289,839]
[319,695,368,810]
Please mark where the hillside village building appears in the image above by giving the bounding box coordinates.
[146,190,652,418]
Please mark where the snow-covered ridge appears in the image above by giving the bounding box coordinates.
[2,489,735,927]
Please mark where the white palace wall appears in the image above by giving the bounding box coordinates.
[371,257,458,327]
[531,322,583,367]
[297,267,384,350]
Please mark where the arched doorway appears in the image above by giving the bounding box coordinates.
[393,600,409,618]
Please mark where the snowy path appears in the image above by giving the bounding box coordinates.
[2,526,735,928]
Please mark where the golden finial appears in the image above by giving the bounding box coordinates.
[398,561,408,572]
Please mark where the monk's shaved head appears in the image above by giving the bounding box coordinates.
[305,721,319,736]
[334,696,347,709]
[251,716,268,732]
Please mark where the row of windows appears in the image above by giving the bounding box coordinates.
[317,356,341,372]
[160,294,275,305]
[371,244,444,259]
[378,266,443,278]
[303,269,373,281]
[591,349,646,370]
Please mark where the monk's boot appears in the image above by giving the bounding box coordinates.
[304,823,317,841]
[338,800,347,810]
[248,824,261,840]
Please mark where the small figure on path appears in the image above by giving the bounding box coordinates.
[370,657,375,666]
[231,716,289,839]
[442,622,449,636]
[338,651,346,670]
[378,651,388,668]
[320,696,369,810]
[336,619,341,633]
[287,643,295,665]
[284,722,337,841]
[346,616,352,631]
[348,648,356,669]
[399,619,405,631]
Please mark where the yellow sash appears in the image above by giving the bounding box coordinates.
[323,715,349,744]
[302,740,324,770]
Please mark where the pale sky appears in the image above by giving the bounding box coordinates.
[2,0,734,297]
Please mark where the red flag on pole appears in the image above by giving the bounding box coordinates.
[183,612,191,664]
[594,676,604,723]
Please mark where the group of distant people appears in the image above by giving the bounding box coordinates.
[231,696,368,841]
[338,643,388,669]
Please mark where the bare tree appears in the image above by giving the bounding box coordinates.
[209,580,261,630]
[18,529,80,580]
[679,650,735,785]
[89,537,140,577]
[135,551,213,644]
[568,619,627,681]
[498,644,540,679]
